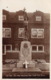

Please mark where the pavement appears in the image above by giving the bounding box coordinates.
[2,60,50,78]
[12,67,41,72]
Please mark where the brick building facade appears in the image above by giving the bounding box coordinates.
[2,9,50,62]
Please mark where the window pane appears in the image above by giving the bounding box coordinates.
[18,28,25,38]
[32,46,37,51]
[3,29,5,37]
[3,15,6,20]
[3,28,11,38]
[38,46,43,51]
[31,29,37,38]
[36,16,41,21]
[18,16,24,21]
[6,46,11,50]
[5,29,11,37]
[37,29,44,38]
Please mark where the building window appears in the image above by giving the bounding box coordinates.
[3,45,12,55]
[31,29,37,38]
[38,45,44,52]
[18,16,24,21]
[36,16,41,21]
[3,28,11,38]
[3,15,6,20]
[32,45,44,52]
[31,28,44,38]
[18,28,25,38]
[37,29,44,38]
[32,45,37,52]
[6,45,12,51]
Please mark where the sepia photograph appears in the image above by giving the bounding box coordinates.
[1,0,51,79]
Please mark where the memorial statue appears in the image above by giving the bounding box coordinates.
[17,41,35,68]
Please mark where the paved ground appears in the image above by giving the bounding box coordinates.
[2,63,50,78]
[2,59,50,78]
[2,69,50,79]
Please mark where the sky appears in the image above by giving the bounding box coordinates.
[1,0,51,13]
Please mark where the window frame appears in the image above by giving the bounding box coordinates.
[3,45,12,55]
[18,28,25,38]
[32,45,38,52]
[31,28,37,38]
[3,28,11,38]
[18,15,24,21]
[36,16,42,21]
[32,45,44,53]
[3,15,6,20]
[31,28,44,38]
[38,45,44,52]
[37,29,44,38]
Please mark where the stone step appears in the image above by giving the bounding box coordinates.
[12,67,41,72]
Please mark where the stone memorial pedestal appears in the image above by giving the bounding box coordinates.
[17,41,35,68]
